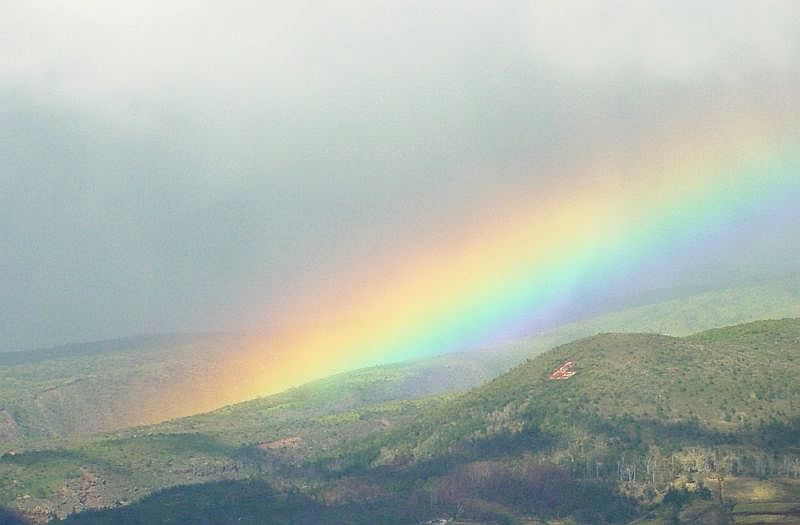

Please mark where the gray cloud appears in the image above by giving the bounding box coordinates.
[1,1,799,350]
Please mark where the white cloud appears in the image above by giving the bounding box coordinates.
[3,0,798,124]
[1,0,799,350]
[524,0,800,80]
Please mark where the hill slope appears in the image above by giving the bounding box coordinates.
[311,319,800,523]
[3,279,800,445]
[3,318,799,523]
[340,319,800,469]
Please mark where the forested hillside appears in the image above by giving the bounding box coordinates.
[2,318,799,523]
[3,280,799,445]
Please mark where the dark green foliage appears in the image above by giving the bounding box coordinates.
[57,480,317,525]
[7,317,800,524]
[663,486,693,507]
[56,480,434,525]
[0,508,27,525]
[432,460,635,523]
[332,320,800,471]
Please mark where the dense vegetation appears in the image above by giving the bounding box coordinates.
[338,320,800,469]
[293,319,800,524]
[0,318,797,523]
[3,279,800,446]
[54,466,636,525]
[0,373,454,522]
[0,333,506,448]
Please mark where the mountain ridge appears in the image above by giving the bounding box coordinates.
[3,317,800,523]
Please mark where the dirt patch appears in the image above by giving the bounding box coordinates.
[257,436,302,450]
[549,361,576,380]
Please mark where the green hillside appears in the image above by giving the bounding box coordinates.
[0,366,457,522]
[3,279,800,446]
[492,278,800,366]
[3,318,799,524]
[0,333,252,443]
[341,319,800,468]
[314,319,800,524]
[0,328,522,447]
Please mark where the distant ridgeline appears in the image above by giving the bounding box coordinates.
[2,279,800,447]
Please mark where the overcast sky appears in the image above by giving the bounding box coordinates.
[2,1,800,351]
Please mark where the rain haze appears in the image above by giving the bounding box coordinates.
[2,1,800,351]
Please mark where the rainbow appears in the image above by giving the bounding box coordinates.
[167,112,800,410]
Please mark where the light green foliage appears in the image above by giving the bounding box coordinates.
[2,279,800,446]
[2,279,800,522]
[327,319,800,469]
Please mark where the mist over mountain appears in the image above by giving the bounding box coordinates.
[1,280,798,447]
[2,1,800,352]
[2,2,800,524]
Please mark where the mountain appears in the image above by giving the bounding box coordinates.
[0,360,461,522]
[0,333,505,447]
[2,279,800,446]
[3,318,800,523]
[491,277,800,364]
[314,319,800,524]
[0,332,253,443]
[338,319,800,468]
